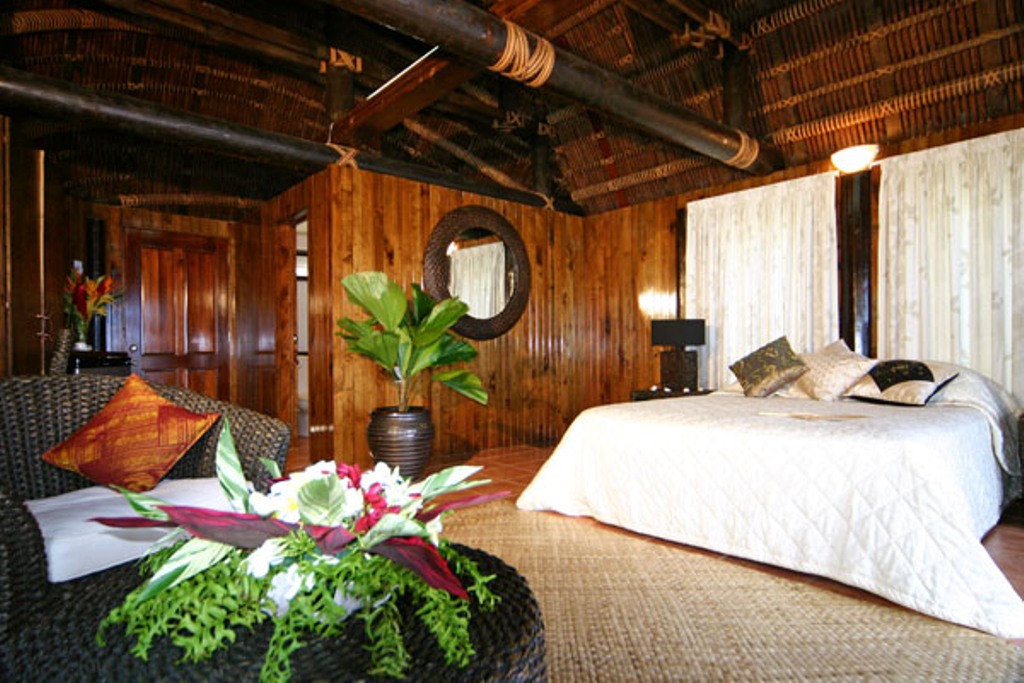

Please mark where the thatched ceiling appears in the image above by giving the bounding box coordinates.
[2,0,1022,220]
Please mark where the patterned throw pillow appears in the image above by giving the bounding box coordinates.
[792,339,877,401]
[41,374,220,492]
[729,336,809,398]
[846,360,959,406]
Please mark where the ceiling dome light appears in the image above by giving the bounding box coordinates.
[830,144,879,174]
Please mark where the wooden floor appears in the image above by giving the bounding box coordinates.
[286,440,1024,645]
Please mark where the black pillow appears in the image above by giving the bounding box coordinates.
[846,360,958,406]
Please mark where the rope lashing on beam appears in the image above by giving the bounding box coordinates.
[488,20,555,88]
[325,143,359,167]
[724,130,760,170]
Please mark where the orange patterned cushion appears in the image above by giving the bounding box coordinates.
[41,374,220,492]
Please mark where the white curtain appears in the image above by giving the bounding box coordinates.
[449,241,506,319]
[878,129,1024,399]
[685,173,838,388]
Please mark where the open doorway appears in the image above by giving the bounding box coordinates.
[295,216,309,439]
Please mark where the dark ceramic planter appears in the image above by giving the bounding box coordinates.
[366,406,435,480]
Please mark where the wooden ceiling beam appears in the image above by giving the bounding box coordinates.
[332,0,586,142]
[325,0,783,174]
[0,66,582,213]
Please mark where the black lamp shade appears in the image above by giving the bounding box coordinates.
[651,319,705,347]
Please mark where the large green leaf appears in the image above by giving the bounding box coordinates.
[297,476,348,526]
[433,335,478,365]
[215,419,251,513]
[408,283,436,326]
[348,329,401,372]
[434,369,488,405]
[336,316,375,341]
[412,297,469,349]
[359,512,426,549]
[411,465,485,500]
[342,272,407,331]
[135,538,233,603]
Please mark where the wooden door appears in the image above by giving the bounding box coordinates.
[124,229,229,399]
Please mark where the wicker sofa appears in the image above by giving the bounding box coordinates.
[0,374,546,682]
[0,374,291,681]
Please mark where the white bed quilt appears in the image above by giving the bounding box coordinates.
[517,391,1024,637]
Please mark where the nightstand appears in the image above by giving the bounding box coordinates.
[630,387,713,401]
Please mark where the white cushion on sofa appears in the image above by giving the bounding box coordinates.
[25,477,233,582]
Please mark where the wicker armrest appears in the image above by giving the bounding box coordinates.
[0,488,50,644]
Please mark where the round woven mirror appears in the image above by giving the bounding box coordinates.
[423,206,531,340]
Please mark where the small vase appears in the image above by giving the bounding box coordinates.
[73,321,91,351]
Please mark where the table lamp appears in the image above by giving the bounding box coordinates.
[651,319,705,392]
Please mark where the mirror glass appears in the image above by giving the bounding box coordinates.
[423,206,531,340]
[447,229,511,319]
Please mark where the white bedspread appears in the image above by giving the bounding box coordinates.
[517,391,1024,637]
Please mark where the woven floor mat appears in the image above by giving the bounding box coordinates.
[444,500,1024,682]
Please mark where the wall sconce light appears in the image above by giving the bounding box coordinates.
[830,144,879,174]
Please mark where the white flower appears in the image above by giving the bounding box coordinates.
[361,462,417,508]
[246,538,288,579]
[266,563,314,618]
[333,587,363,618]
[337,484,365,520]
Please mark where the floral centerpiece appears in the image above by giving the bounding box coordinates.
[64,269,120,349]
[95,424,507,682]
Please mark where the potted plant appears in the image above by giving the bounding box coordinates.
[336,271,488,479]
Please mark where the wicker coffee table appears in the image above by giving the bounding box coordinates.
[6,545,546,682]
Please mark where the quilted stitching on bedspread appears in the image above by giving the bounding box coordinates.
[518,394,1024,638]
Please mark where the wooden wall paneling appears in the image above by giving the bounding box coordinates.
[234,218,282,417]
[263,163,678,463]
[308,167,336,462]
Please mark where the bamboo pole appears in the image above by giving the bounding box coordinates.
[35,149,46,374]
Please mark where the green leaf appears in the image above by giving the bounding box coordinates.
[347,329,400,373]
[410,465,485,500]
[296,476,348,526]
[258,457,282,481]
[433,335,478,366]
[434,369,488,405]
[411,298,469,348]
[115,487,172,521]
[335,316,374,341]
[135,538,232,603]
[215,420,251,514]
[359,512,426,549]
[408,283,436,326]
[341,272,407,331]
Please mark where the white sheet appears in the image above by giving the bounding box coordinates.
[517,391,1024,638]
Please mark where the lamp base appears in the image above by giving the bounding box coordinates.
[660,349,698,392]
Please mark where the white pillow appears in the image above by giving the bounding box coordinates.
[791,339,877,401]
[25,477,232,582]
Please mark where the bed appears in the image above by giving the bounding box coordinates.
[517,357,1024,638]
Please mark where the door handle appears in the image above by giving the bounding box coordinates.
[129,344,139,353]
